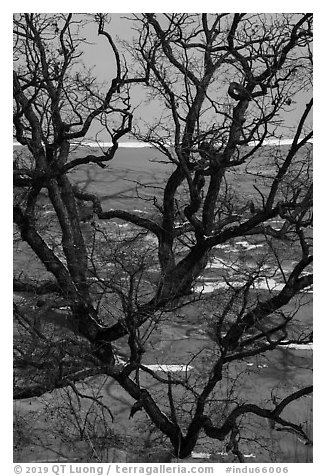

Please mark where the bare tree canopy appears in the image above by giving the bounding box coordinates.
[13,13,312,462]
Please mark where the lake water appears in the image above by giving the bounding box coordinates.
[13,143,313,462]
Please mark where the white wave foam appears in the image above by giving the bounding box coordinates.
[194,277,285,294]
[144,364,193,372]
[191,452,211,459]
[280,342,313,350]
[115,356,193,372]
[191,451,256,459]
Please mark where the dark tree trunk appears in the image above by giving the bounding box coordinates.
[157,243,209,302]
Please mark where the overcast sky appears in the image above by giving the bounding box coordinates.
[81,15,163,140]
[78,14,313,142]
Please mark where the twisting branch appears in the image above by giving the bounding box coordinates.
[200,385,312,445]
[72,186,163,237]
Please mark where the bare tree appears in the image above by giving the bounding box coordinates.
[13,13,312,461]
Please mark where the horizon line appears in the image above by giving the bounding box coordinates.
[13,138,313,148]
